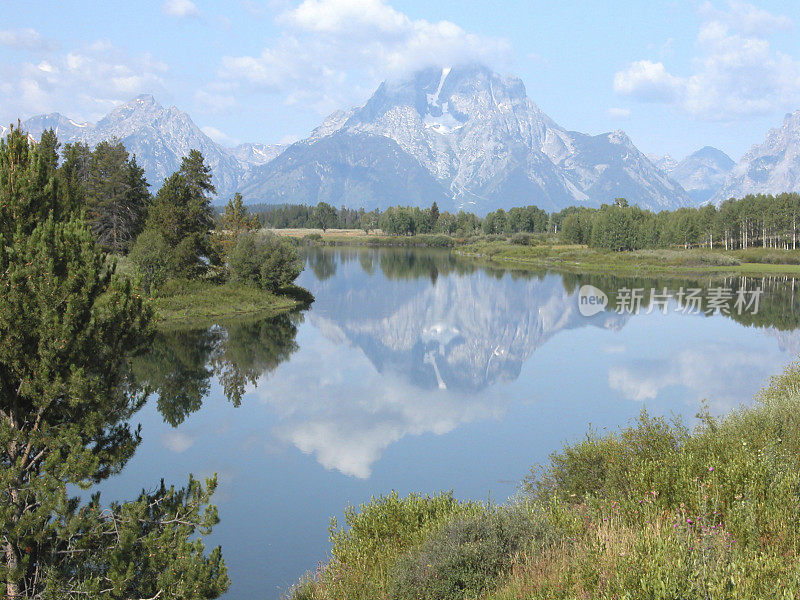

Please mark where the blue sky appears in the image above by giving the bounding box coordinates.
[3,0,800,161]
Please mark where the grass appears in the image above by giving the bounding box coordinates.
[287,362,800,600]
[148,279,306,325]
[456,240,800,276]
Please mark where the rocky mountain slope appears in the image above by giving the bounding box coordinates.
[651,147,734,203]
[712,111,800,204]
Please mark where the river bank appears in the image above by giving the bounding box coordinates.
[289,362,800,600]
[270,228,800,277]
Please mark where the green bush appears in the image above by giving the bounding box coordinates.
[390,506,553,600]
[229,232,303,291]
[510,232,535,245]
[128,228,174,294]
[316,491,483,600]
[301,233,323,245]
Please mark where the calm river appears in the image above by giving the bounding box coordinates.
[101,247,800,599]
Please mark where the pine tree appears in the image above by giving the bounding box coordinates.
[142,168,216,279]
[59,141,91,213]
[430,201,439,226]
[219,192,260,256]
[86,140,150,253]
[180,149,216,200]
[0,130,228,599]
[37,129,60,175]
[0,125,66,239]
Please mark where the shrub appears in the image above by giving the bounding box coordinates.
[318,491,483,600]
[301,233,323,245]
[229,232,303,291]
[390,506,554,600]
[510,232,535,245]
[129,228,173,294]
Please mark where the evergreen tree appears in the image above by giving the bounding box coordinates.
[86,140,150,253]
[0,125,67,239]
[143,170,216,279]
[37,129,60,175]
[180,149,216,200]
[59,141,92,213]
[0,130,228,599]
[219,192,260,256]
[430,201,440,226]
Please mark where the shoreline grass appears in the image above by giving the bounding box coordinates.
[288,363,800,600]
[149,279,307,325]
[456,240,800,277]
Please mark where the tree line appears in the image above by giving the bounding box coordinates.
[558,195,800,252]
[257,201,546,237]
[258,194,800,253]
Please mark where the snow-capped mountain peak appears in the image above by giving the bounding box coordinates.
[251,63,689,213]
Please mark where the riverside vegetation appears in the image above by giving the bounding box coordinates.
[0,125,231,597]
[289,362,800,600]
[19,125,309,324]
[262,197,800,275]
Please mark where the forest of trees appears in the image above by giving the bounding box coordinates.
[557,195,800,252]
[257,194,800,253]
[23,127,302,295]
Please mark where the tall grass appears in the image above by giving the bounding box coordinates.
[288,363,800,600]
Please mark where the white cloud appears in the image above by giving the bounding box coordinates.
[606,107,631,119]
[217,0,510,114]
[194,89,237,113]
[608,344,779,412]
[613,60,684,103]
[282,0,407,36]
[162,0,200,18]
[0,28,56,52]
[201,125,238,145]
[699,0,793,36]
[0,40,167,123]
[614,2,800,120]
[161,431,196,453]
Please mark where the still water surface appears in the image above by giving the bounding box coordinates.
[102,248,800,599]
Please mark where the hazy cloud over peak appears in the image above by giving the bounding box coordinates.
[212,0,511,115]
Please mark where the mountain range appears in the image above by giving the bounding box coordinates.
[14,64,800,212]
